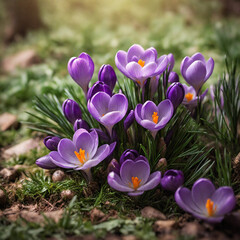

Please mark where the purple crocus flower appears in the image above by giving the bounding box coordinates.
[73,119,90,132]
[87,81,112,101]
[98,64,117,91]
[45,128,116,181]
[161,169,184,192]
[115,44,168,88]
[119,149,146,165]
[167,53,175,72]
[134,100,174,138]
[181,52,214,92]
[168,72,179,83]
[87,92,128,137]
[62,99,82,124]
[124,110,135,131]
[175,178,236,223]
[108,156,161,196]
[44,136,61,151]
[68,52,94,96]
[36,154,57,169]
[182,84,208,109]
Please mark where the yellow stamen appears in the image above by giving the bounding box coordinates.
[138,59,145,68]
[185,93,193,102]
[205,199,217,217]
[152,112,159,124]
[74,148,86,164]
[131,177,141,190]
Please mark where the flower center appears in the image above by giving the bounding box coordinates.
[131,176,141,190]
[185,93,193,102]
[138,59,145,68]
[152,112,159,124]
[205,199,217,217]
[74,148,89,164]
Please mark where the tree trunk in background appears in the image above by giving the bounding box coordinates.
[4,0,44,43]
[221,0,240,17]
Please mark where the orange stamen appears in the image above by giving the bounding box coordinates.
[138,59,145,67]
[131,177,141,190]
[74,148,86,164]
[205,199,217,217]
[152,112,159,124]
[185,93,193,102]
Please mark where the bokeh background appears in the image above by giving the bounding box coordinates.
[0,0,239,145]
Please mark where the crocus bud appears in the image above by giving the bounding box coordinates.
[107,159,120,175]
[68,52,94,96]
[87,81,112,101]
[44,136,61,151]
[73,119,90,132]
[168,72,179,83]
[62,99,82,124]
[166,82,185,111]
[124,110,135,131]
[119,149,140,165]
[167,53,175,71]
[161,169,184,192]
[94,128,110,142]
[98,64,117,91]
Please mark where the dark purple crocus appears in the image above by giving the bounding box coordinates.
[115,44,168,88]
[44,136,61,151]
[135,100,174,139]
[108,156,161,196]
[73,119,90,132]
[119,149,141,165]
[166,82,185,111]
[181,52,214,92]
[98,64,117,91]
[124,110,135,131]
[87,81,112,101]
[161,170,184,192]
[68,52,94,96]
[62,99,82,124]
[175,178,236,223]
[87,92,128,137]
[168,72,179,83]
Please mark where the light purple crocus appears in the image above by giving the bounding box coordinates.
[68,53,94,97]
[181,52,214,93]
[37,128,116,181]
[87,92,128,137]
[182,83,208,109]
[108,156,161,196]
[115,44,168,88]
[36,154,57,169]
[167,53,175,72]
[134,100,174,138]
[175,178,236,223]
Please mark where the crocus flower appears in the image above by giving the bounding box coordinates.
[135,100,174,138]
[115,44,168,87]
[181,52,214,93]
[47,128,116,181]
[87,81,112,101]
[73,119,90,132]
[36,154,57,169]
[175,178,236,223]
[68,52,94,96]
[168,72,179,83]
[119,149,146,165]
[166,82,185,111]
[108,156,161,196]
[167,53,175,72]
[182,84,208,109]
[87,92,128,137]
[62,99,82,124]
[161,169,184,192]
[98,64,117,91]
[124,110,135,131]
[44,136,61,151]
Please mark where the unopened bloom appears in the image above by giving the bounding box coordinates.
[115,44,168,87]
[124,110,135,131]
[98,64,117,91]
[119,149,146,165]
[87,92,128,137]
[44,136,61,151]
[87,81,112,101]
[108,156,161,196]
[175,178,236,223]
[62,99,82,124]
[168,72,179,83]
[161,169,184,192]
[181,52,214,92]
[68,52,94,96]
[166,82,185,111]
[134,100,174,138]
[73,119,90,132]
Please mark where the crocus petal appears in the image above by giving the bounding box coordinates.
[127,44,145,62]
[108,171,133,192]
[142,62,157,78]
[90,92,111,116]
[142,49,157,64]
[141,101,158,121]
[138,171,161,191]
[36,155,57,169]
[154,55,168,75]
[108,93,128,113]
[58,139,78,164]
[205,58,214,81]
[115,50,131,78]
[128,191,144,196]
[73,128,89,146]
[101,111,124,126]
[134,104,143,124]
[126,62,144,80]
[156,100,174,128]
[89,130,99,158]
[180,57,193,80]
[49,151,77,169]
[191,52,206,63]
[140,119,156,130]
